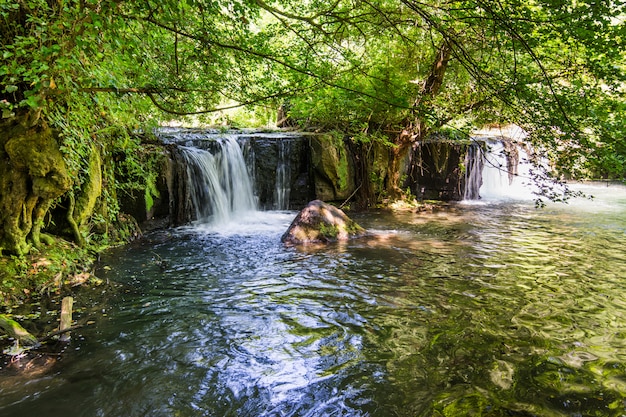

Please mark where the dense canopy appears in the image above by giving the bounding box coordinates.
[1,0,625,254]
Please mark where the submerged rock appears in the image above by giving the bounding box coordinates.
[281,200,366,245]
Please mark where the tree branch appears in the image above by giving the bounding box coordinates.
[117,13,413,111]
[81,86,306,115]
[476,0,576,129]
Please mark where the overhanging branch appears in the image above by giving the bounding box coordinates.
[117,13,413,112]
[80,85,312,116]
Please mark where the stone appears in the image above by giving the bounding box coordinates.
[409,140,469,201]
[309,134,355,201]
[281,200,366,245]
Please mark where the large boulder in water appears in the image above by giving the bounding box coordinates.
[281,200,366,244]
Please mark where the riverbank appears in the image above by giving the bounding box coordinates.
[0,240,104,311]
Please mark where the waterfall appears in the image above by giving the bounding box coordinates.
[480,140,535,200]
[464,139,537,201]
[179,136,257,224]
[463,143,483,200]
[273,140,291,210]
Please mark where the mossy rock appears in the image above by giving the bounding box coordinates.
[73,145,102,228]
[309,134,355,201]
[281,200,366,245]
[0,123,72,255]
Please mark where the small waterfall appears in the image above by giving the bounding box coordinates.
[274,140,291,210]
[463,139,537,201]
[179,136,257,224]
[463,143,483,200]
[480,140,535,200]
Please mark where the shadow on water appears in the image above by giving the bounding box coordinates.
[2,186,626,416]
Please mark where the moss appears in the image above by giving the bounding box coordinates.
[73,145,102,228]
[319,222,339,239]
[0,314,38,345]
[336,148,349,191]
[310,133,355,200]
[345,219,365,235]
[0,122,72,255]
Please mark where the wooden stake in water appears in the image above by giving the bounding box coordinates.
[60,296,74,342]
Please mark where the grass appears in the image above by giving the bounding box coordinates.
[0,240,101,312]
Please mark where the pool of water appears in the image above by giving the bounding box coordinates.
[1,185,626,416]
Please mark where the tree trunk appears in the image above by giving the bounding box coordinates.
[386,42,453,200]
[0,118,72,256]
[386,129,415,200]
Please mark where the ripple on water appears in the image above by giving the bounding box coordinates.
[3,193,626,416]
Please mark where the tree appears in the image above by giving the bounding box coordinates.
[266,0,625,196]
[0,0,268,255]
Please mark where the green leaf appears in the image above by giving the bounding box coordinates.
[21,95,41,109]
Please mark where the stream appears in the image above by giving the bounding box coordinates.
[1,183,626,416]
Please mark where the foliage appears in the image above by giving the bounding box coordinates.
[0,240,96,309]
[2,0,623,177]
[266,0,625,181]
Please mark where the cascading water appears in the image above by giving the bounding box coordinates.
[464,139,537,201]
[273,140,291,210]
[463,142,484,200]
[179,136,257,224]
[480,140,536,200]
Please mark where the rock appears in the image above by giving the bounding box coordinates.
[281,200,366,244]
[0,314,38,346]
[310,134,355,201]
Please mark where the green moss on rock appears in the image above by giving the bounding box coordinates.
[281,200,366,245]
[0,122,72,255]
[73,145,102,228]
[310,134,356,201]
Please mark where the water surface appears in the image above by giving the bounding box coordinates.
[1,185,626,416]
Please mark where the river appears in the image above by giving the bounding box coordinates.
[1,182,625,416]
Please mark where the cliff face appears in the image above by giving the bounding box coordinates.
[408,141,475,202]
[0,126,519,254]
[309,134,355,202]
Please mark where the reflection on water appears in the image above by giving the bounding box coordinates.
[2,185,626,416]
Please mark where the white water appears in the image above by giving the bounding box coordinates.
[464,139,626,208]
[274,140,291,210]
[479,140,538,200]
[463,144,483,200]
[463,139,541,201]
[184,210,296,236]
[180,136,258,225]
